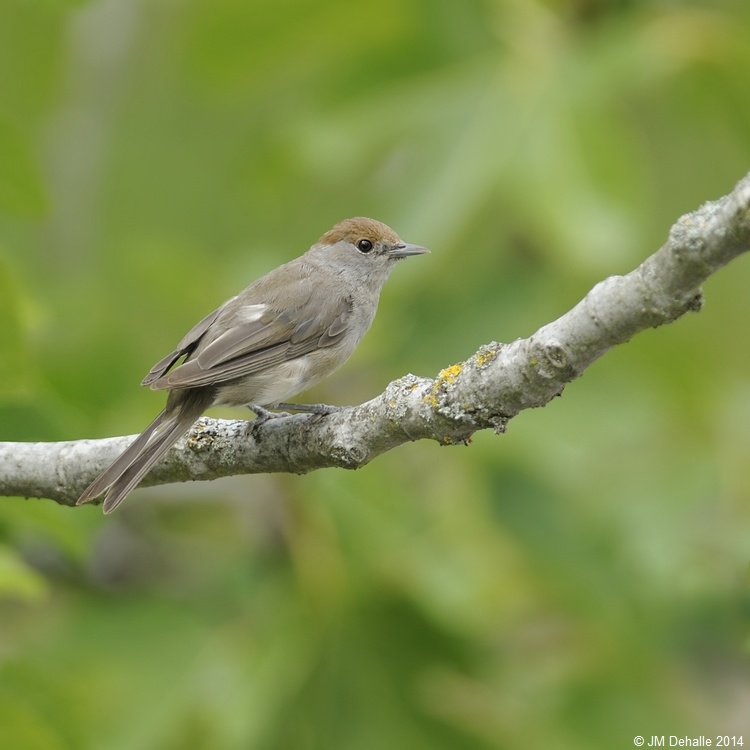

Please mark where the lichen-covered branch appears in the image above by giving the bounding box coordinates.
[2,172,750,507]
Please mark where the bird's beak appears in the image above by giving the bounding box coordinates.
[389,242,430,259]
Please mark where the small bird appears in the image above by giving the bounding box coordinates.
[77,217,429,513]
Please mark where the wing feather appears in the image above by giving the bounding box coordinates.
[146,286,353,392]
[141,306,223,386]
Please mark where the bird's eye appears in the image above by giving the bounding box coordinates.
[357,239,373,253]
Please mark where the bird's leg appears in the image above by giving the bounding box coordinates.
[274,402,342,416]
[273,402,343,423]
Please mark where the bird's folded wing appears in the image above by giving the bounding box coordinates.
[145,292,353,391]
[141,306,223,386]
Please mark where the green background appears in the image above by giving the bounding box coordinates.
[2,0,750,747]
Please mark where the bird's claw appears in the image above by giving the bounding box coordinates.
[245,404,292,436]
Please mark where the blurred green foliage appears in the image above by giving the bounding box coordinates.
[2,0,750,747]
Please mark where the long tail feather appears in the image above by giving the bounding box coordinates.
[77,390,211,512]
[100,406,201,514]
[77,410,168,505]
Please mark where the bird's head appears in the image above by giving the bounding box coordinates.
[308,217,429,287]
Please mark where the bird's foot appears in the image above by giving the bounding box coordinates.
[245,403,342,436]
[245,404,292,436]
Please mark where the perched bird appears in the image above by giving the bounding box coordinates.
[77,217,429,513]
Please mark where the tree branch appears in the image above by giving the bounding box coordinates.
[3,173,750,507]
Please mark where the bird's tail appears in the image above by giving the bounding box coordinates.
[77,390,211,513]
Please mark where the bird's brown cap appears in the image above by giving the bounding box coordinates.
[318,217,402,247]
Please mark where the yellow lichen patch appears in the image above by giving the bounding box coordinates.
[423,392,438,408]
[438,363,464,384]
[423,362,465,408]
[474,349,497,368]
